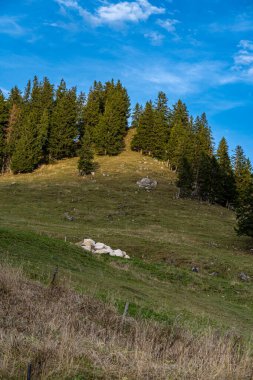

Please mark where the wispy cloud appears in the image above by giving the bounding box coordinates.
[234,40,253,66]
[0,16,26,36]
[209,13,253,33]
[157,18,180,33]
[55,0,165,27]
[123,59,238,96]
[144,31,164,45]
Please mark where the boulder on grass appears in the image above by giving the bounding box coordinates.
[114,249,124,258]
[94,242,105,250]
[137,178,157,190]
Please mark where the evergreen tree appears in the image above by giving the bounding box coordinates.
[130,103,143,151]
[236,178,253,237]
[0,91,8,172]
[94,80,130,155]
[78,130,94,175]
[176,157,193,197]
[5,86,23,171]
[167,121,193,169]
[216,137,236,206]
[48,80,78,160]
[170,99,189,128]
[131,103,143,129]
[132,101,155,155]
[152,91,170,159]
[76,91,86,140]
[23,79,31,104]
[232,146,252,201]
[83,81,104,140]
[11,113,39,173]
[196,154,221,203]
[166,100,193,169]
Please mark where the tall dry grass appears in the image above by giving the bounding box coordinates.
[0,264,253,380]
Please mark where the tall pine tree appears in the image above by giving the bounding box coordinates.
[48,80,78,160]
[216,137,236,206]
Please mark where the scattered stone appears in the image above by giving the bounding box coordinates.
[82,239,95,247]
[81,245,92,252]
[64,212,75,221]
[94,242,105,250]
[79,238,130,259]
[114,249,124,258]
[239,272,250,282]
[210,272,218,277]
[192,266,199,273]
[136,177,157,190]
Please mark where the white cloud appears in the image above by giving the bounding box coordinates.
[144,31,164,45]
[239,40,253,51]
[157,18,179,33]
[55,0,165,26]
[124,60,238,96]
[234,40,253,69]
[0,16,26,36]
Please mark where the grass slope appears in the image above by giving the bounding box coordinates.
[1,130,253,333]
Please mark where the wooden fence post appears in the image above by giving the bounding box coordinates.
[51,266,59,286]
[27,363,32,380]
[122,302,129,323]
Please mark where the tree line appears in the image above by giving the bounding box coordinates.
[0,77,252,237]
[0,77,130,175]
[131,94,253,237]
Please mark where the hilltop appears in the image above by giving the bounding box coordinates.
[1,130,253,378]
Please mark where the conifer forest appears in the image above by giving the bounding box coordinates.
[0,76,253,237]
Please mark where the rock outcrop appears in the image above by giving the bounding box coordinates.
[79,239,130,259]
[137,178,157,190]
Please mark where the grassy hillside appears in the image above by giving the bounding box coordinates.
[2,263,253,380]
[1,130,253,333]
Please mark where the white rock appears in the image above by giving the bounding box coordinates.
[95,249,110,254]
[94,242,105,250]
[125,255,130,259]
[104,245,114,254]
[83,238,95,247]
[82,245,92,252]
[109,251,116,257]
[114,249,124,257]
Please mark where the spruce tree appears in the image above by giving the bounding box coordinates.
[232,145,252,204]
[216,137,236,206]
[170,99,189,128]
[176,157,193,197]
[196,154,221,203]
[166,100,193,169]
[78,130,94,175]
[83,81,104,141]
[0,91,8,173]
[133,101,155,155]
[131,103,143,129]
[5,86,23,171]
[49,80,78,160]
[130,103,143,151]
[11,113,38,173]
[236,178,253,237]
[152,91,170,159]
[94,81,130,155]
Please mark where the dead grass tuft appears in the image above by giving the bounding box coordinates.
[0,263,253,379]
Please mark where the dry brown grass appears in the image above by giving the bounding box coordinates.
[1,264,253,380]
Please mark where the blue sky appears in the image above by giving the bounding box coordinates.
[0,0,253,160]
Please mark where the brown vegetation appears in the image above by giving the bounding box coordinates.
[1,264,253,380]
